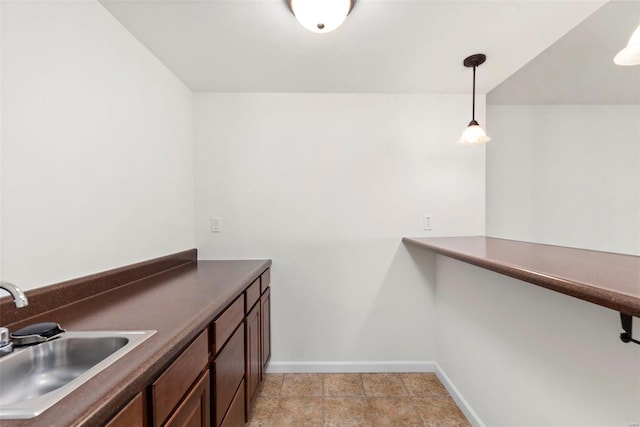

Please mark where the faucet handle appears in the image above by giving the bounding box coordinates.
[0,327,9,346]
[0,327,13,357]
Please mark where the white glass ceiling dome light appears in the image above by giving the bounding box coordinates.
[458,54,491,145]
[614,24,640,66]
[287,0,356,33]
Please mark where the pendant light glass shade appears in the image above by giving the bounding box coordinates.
[614,24,640,66]
[289,0,353,33]
[458,121,491,145]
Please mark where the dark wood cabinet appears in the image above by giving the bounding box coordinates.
[260,286,271,372]
[245,278,260,312]
[213,324,245,427]
[220,380,245,427]
[245,301,261,419]
[105,392,146,427]
[213,296,244,354]
[164,371,210,427]
[243,270,272,419]
[151,331,209,427]
[103,268,271,427]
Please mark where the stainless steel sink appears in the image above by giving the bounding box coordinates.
[0,330,155,419]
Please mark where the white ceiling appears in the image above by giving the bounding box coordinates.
[100,0,608,93]
[488,0,640,105]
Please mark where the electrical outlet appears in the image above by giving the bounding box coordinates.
[423,215,433,231]
[211,218,222,233]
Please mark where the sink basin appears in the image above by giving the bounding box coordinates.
[0,330,155,419]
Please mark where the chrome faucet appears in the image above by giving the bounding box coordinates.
[0,281,29,308]
[0,281,29,356]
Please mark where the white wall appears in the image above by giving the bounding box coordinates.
[1,1,195,290]
[436,256,640,427]
[194,93,485,364]
[486,105,640,255]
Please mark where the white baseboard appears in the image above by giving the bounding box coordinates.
[434,363,486,427]
[266,361,436,374]
[265,360,485,427]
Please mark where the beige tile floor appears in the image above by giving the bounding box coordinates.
[247,373,471,427]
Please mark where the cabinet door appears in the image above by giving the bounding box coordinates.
[221,380,245,427]
[214,325,245,427]
[245,302,261,419]
[105,392,146,427]
[260,287,271,372]
[152,332,208,427]
[164,371,210,427]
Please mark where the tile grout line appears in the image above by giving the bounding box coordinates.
[361,373,375,427]
[359,373,372,426]
[322,373,326,426]
[273,373,284,427]
[400,373,425,426]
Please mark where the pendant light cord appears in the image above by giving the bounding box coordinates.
[472,65,476,121]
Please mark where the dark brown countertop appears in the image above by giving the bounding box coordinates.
[1,258,271,427]
[403,236,640,317]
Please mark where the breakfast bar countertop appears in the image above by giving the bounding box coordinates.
[403,236,640,317]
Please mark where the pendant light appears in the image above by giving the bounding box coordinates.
[458,54,491,145]
[614,24,640,66]
[287,0,356,34]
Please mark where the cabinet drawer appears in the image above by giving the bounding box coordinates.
[213,295,244,354]
[106,392,145,427]
[214,325,245,427]
[260,269,270,293]
[152,331,208,427]
[245,278,260,313]
[220,380,245,427]
[164,370,210,427]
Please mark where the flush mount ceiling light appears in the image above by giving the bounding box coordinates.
[286,0,356,34]
[614,23,640,66]
[458,54,491,145]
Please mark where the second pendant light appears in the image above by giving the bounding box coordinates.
[459,54,491,145]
